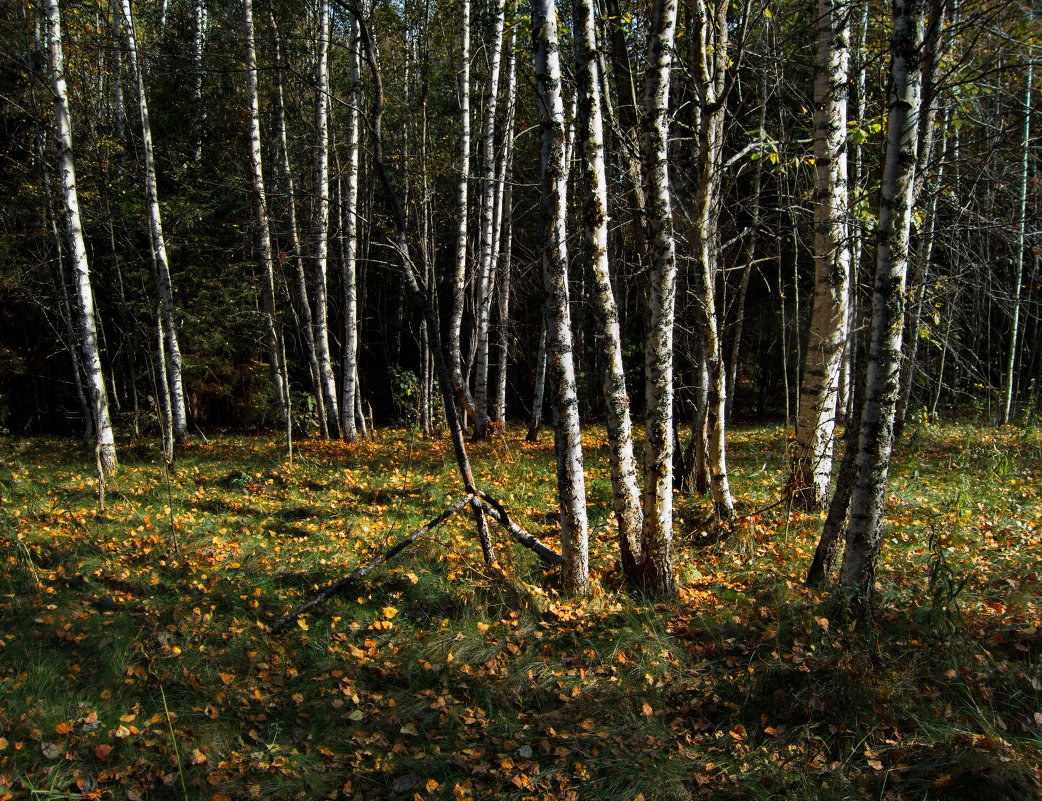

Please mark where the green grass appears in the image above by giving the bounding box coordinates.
[0,422,1039,800]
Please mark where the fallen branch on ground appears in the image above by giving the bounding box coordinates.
[269,495,474,631]
[476,492,564,566]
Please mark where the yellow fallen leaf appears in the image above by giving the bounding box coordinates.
[382,606,399,619]
[297,618,309,631]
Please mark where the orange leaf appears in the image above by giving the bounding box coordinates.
[95,744,112,761]
[54,722,73,735]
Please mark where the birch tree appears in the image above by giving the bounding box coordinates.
[449,0,475,421]
[574,0,643,578]
[243,0,289,429]
[118,0,188,442]
[45,0,117,475]
[340,15,363,442]
[687,0,735,519]
[272,22,326,435]
[531,0,589,593]
[839,0,926,610]
[789,0,852,510]
[1001,62,1032,425]
[639,0,680,595]
[311,0,341,439]
[472,0,506,440]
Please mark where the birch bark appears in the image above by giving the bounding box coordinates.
[790,0,851,510]
[46,0,118,475]
[639,0,680,594]
[531,0,589,592]
[574,0,643,577]
[244,0,289,429]
[340,15,362,442]
[272,26,326,435]
[118,0,187,442]
[449,0,476,420]
[839,0,926,609]
[472,0,506,440]
[689,0,734,519]
[311,0,341,439]
[1001,63,1032,425]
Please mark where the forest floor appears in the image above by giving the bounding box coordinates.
[1,422,1040,801]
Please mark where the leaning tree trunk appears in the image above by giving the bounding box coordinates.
[311,0,341,439]
[531,0,589,593]
[46,0,117,475]
[839,0,925,611]
[244,0,290,429]
[638,0,681,596]
[118,0,187,442]
[340,15,362,443]
[574,0,644,579]
[789,0,851,511]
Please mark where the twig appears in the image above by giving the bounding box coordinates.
[160,685,188,801]
[270,495,474,631]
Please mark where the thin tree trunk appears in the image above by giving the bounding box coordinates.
[118,0,187,442]
[311,0,341,439]
[272,25,326,436]
[1001,63,1032,425]
[340,15,362,442]
[789,0,851,510]
[574,0,644,579]
[689,0,735,520]
[45,0,117,474]
[472,0,506,440]
[449,0,476,421]
[156,306,174,463]
[531,0,589,593]
[527,326,547,442]
[638,0,681,595]
[492,29,517,428]
[839,0,926,611]
[244,0,290,430]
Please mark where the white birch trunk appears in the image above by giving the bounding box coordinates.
[191,0,207,163]
[492,29,517,427]
[839,0,925,608]
[690,0,734,520]
[574,0,644,578]
[449,0,475,419]
[341,16,362,442]
[46,0,117,475]
[639,0,680,595]
[790,0,851,510]
[244,0,289,429]
[311,0,341,439]
[531,0,588,592]
[272,28,326,435]
[472,0,506,440]
[118,0,187,442]
[1001,63,1032,425]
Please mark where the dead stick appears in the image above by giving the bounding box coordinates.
[476,492,563,566]
[270,495,473,631]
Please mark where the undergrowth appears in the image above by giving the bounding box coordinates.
[0,422,1039,800]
